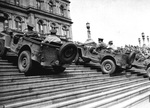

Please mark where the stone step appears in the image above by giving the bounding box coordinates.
[0,68,19,72]
[0,72,109,82]
[0,74,136,92]
[0,73,111,86]
[5,81,150,108]
[0,75,141,96]
[40,81,150,108]
[0,62,14,65]
[0,54,150,108]
[108,91,150,108]
[0,65,18,69]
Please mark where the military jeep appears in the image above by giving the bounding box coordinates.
[0,29,77,75]
[75,44,136,75]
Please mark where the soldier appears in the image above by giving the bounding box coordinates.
[25,23,39,38]
[107,40,117,50]
[96,38,107,51]
[42,29,61,43]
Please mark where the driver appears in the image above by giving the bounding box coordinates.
[96,38,107,52]
[25,23,39,38]
[42,29,61,43]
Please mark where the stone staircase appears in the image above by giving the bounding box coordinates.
[0,54,150,108]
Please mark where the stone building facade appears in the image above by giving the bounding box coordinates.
[0,0,73,40]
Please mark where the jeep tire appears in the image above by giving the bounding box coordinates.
[18,50,33,75]
[128,51,136,65]
[58,43,77,64]
[101,59,116,74]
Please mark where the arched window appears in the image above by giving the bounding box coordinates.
[38,20,44,33]
[4,20,9,30]
[60,5,64,16]
[51,23,56,30]
[3,13,10,30]
[48,1,54,13]
[15,16,22,31]
[62,25,68,36]
[50,23,58,34]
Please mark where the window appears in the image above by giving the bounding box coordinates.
[51,23,56,30]
[50,23,58,34]
[62,26,68,36]
[4,20,9,30]
[60,5,64,16]
[48,1,53,13]
[14,0,19,5]
[15,16,22,31]
[38,20,44,33]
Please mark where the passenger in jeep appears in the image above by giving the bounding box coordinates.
[25,23,39,38]
[42,29,61,43]
[95,38,107,52]
[107,40,117,51]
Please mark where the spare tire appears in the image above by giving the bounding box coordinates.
[58,42,77,64]
[127,51,136,64]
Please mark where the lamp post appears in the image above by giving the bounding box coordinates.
[138,38,141,47]
[86,22,91,39]
[142,32,145,47]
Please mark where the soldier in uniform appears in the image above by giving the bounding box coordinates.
[107,41,117,50]
[42,29,61,43]
[25,23,39,38]
[96,38,107,51]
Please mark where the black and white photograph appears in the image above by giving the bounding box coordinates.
[0,0,150,108]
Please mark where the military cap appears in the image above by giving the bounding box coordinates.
[27,23,34,28]
[98,38,104,42]
[108,40,113,44]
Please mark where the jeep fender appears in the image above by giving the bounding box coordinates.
[18,45,38,62]
[100,56,116,65]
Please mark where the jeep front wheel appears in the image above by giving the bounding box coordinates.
[101,59,116,74]
[0,40,7,57]
[18,50,32,75]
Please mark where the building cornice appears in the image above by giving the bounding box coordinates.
[0,1,73,24]
[27,7,73,24]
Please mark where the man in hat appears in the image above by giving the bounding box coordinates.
[107,40,117,52]
[25,23,39,38]
[42,29,61,43]
[96,38,107,51]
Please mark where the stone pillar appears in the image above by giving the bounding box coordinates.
[67,4,71,18]
[69,25,72,40]
[11,15,15,29]
[28,13,34,25]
